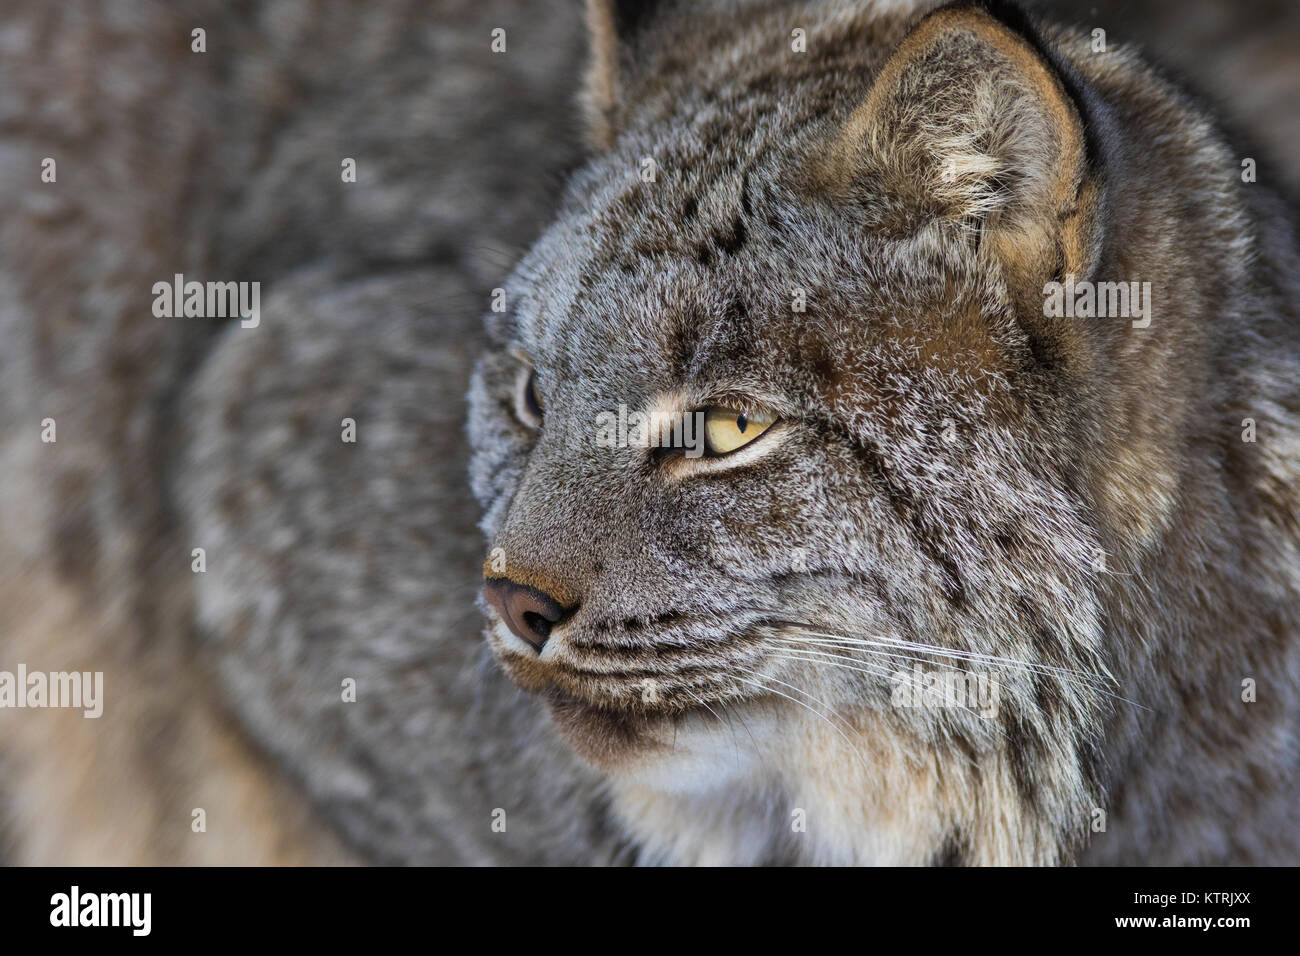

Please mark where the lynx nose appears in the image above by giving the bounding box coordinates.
[483,578,568,651]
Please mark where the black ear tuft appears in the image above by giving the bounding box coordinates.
[583,0,674,148]
[607,0,659,38]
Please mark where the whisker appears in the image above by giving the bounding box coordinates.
[682,685,742,763]
[799,629,1112,683]
[773,624,1116,687]
[729,666,871,773]
[772,636,1056,701]
[769,626,1149,711]
[765,650,1009,746]
[707,685,767,766]
[766,648,901,682]
[785,632,1139,709]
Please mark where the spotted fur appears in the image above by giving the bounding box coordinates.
[1,0,1297,867]
[468,0,1300,864]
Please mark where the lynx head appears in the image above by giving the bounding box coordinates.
[468,0,1165,846]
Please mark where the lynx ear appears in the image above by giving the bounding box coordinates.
[824,2,1099,283]
[583,0,668,149]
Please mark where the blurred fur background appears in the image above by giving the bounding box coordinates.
[0,0,1296,863]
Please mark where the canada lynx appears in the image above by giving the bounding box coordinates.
[1,0,1298,865]
[469,0,1300,864]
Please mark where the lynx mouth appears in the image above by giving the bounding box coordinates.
[485,610,787,771]
[488,612,778,714]
[511,652,762,716]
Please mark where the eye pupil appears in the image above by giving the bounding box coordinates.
[702,405,776,457]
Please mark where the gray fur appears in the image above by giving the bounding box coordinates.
[0,0,1297,865]
[470,0,1300,864]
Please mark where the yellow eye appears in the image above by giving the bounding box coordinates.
[703,406,776,456]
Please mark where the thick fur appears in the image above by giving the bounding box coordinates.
[470,0,1300,864]
[1,0,1297,865]
[0,0,617,865]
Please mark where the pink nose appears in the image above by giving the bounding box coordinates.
[483,578,568,651]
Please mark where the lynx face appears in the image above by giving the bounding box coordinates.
[468,3,1119,836]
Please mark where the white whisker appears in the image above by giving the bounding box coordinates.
[682,685,743,763]
[772,636,1040,704]
[729,666,870,773]
[784,627,1113,686]
[767,626,1148,711]
[765,651,1008,747]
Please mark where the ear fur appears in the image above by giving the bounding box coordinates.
[822,2,1100,285]
[583,0,671,149]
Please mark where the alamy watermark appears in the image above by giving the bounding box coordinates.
[1043,275,1152,328]
[891,665,1000,719]
[595,405,706,458]
[0,665,102,718]
[50,886,150,936]
[152,273,260,328]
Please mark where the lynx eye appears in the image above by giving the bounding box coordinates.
[515,366,544,428]
[703,406,776,456]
